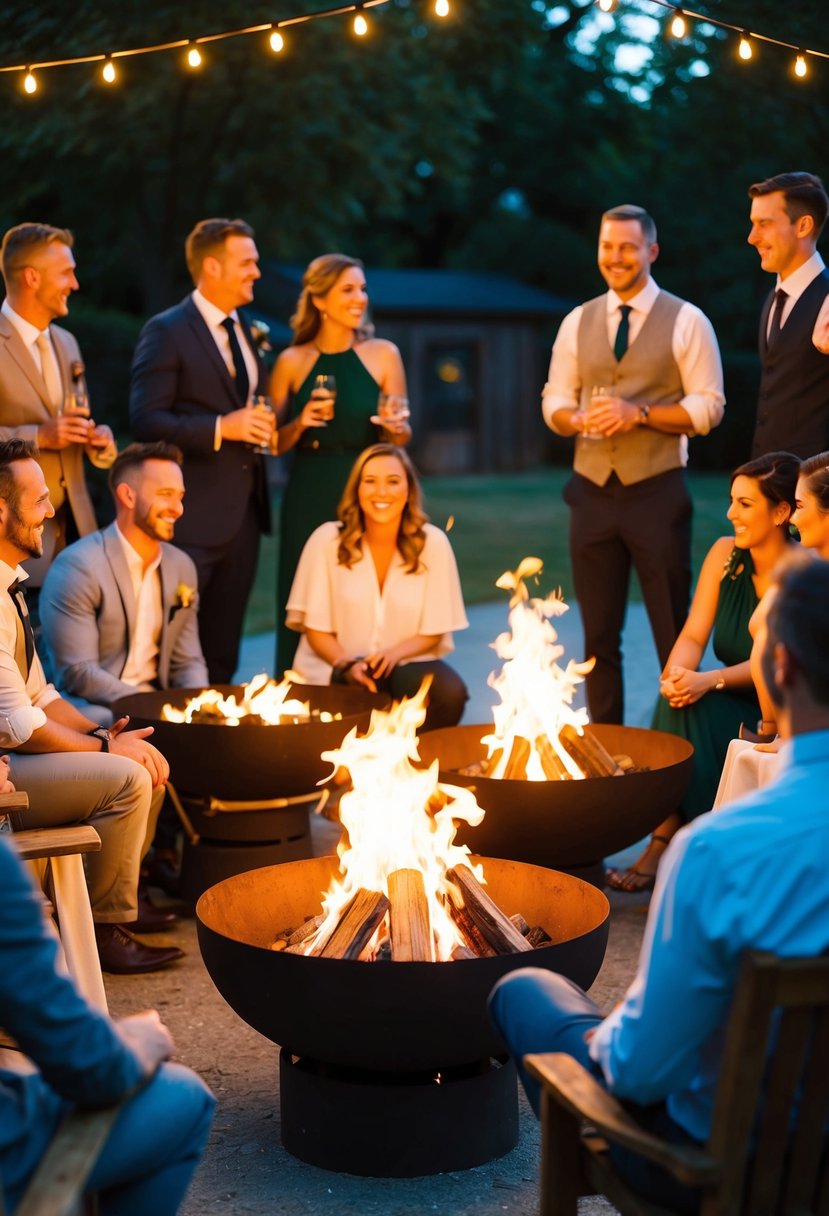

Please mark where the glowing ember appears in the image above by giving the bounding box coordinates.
[483,558,595,781]
[300,682,487,962]
[160,673,339,726]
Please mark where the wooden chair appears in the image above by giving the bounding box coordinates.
[525,951,829,1216]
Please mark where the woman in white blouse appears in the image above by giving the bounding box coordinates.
[286,444,469,729]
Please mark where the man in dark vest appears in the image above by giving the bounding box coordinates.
[542,204,725,724]
[748,171,829,459]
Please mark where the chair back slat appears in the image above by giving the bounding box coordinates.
[783,1005,829,1214]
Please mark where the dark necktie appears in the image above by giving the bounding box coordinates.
[9,579,34,678]
[614,304,632,361]
[767,289,788,346]
[221,317,250,405]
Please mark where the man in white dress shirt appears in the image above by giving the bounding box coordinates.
[0,223,116,608]
[542,204,725,723]
[129,219,272,683]
[747,171,829,458]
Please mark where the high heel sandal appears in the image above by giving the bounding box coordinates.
[605,833,672,893]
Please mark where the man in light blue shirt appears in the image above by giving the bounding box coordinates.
[489,554,829,1211]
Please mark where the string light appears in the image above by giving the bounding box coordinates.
[268,27,285,53]
[596,0,619,12]
[669,8,687,38]
[353,6,369,36]
[794,52,808,78]
[434,0,450,15]
[23,68,37,94]
[186,42,203,69]
[738,31,752,60]
[101,56,117,83]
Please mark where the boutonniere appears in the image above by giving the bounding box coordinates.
[249,319,272,356]
[169,582,196,619]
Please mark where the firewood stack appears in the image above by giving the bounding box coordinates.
[270,864,552,961]
[461,724,642,780]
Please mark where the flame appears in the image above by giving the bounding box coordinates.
[483,559,594,780]
[302,681,486,961]
[160,673,336,725]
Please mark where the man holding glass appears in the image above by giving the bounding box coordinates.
[129,218,271,683]
[542,204,724,724]
[0,223,116,609]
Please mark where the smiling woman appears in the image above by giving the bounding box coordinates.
[285,444,469,731]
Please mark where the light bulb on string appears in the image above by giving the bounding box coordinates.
[269,27,285,53]
[353,6,369,36]
[434,0,450,16]
[597,0,619,12]
[101,56,117,83]
[186,42,203,69]
[23,68,37,94]
[738,32,752,61]
[669,8,686,38]
[794,52,808,78]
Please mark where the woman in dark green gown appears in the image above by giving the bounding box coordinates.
[270,255,410,674]
[607,451,799,892]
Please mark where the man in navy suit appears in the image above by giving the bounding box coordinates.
[129,218,272,683]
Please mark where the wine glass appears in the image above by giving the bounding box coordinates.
[372,393,411,426]
[251,395,277,455]
[310,375,336,425]
[61,386,91,418]
[583,385,610,439]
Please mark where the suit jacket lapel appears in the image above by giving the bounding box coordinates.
[50,328,74,414]
[157,554,178,687]
[183,297,241,413]
[0,314,54,414]
[237,312,267,396]
[101,524,138,646]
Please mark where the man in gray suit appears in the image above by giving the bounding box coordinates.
[40,441,208,720]
[0,223,116,601]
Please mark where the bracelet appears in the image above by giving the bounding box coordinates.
[712,671,726,692]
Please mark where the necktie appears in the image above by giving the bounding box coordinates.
[221,317,250,405]
[35,332,62,408]
[767,289,788,346]
[614,304,632,361]
[9,579,34,678]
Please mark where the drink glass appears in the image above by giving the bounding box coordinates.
[373,393,411,426]
[583,385,610,439]
[251,395,277,455]
[310,375,336,424]
[61,387,91,418]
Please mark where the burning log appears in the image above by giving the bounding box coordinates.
[388,869,433,962]
[277,914,326,954]
[447,866,532,956]
[448,900,497,958]
[558,724,624,778]
[314,889,390,960]
[526,925,553,948]
[534,734,573,781]
[509,912,530,937]
[502,737,531,781]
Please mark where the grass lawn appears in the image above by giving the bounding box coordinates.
[243,467,732,636]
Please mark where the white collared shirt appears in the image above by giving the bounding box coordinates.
[191,290,258,451]
[541,277,726,458]
[0,559,58,745]
[114,526,162,691]
[1,298,60,382]
[771,250,829,353]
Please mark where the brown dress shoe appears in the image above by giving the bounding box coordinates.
[131,891,179,933]
[95,923,183,974]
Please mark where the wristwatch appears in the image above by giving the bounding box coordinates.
[637,404,651,426]
[88,726,111,753]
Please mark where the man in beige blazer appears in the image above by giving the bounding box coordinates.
[0,223,116,601]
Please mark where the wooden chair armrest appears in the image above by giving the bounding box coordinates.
[15,1101,123,1216]
[525,1053,719,1187]
[0,791,29,811]
[11,826,102,861]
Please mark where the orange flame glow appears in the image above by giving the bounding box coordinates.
[160,673,337,725]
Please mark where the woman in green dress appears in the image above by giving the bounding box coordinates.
[607,451,799,892]
[270,254,410,674]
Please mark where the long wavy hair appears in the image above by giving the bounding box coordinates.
[336,445,428,572]
[798,450,829,514]
[290,253,375,346]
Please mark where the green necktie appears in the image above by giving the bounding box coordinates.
[614,304,632,361]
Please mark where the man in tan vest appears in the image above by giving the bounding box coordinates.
[542,204,725,724]
[0,223,116,615]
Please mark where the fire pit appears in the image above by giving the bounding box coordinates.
[417,723,693,880]
[114,683,388,898]
[197,853,609,1176]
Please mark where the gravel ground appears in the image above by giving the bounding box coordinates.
[104,811,648,1216]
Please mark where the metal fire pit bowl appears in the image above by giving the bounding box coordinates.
[417,723,693,876]
[113,684,388,801]
[197,853,609,1072]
